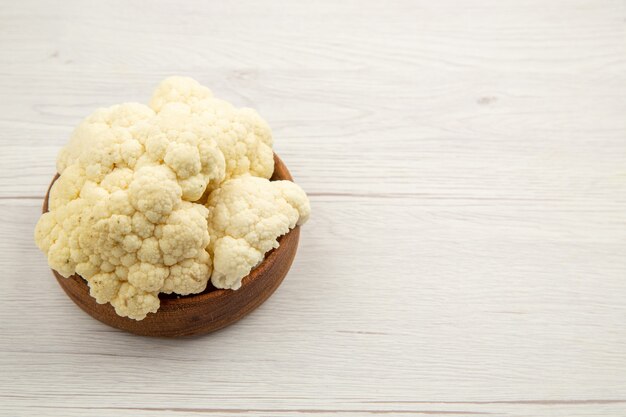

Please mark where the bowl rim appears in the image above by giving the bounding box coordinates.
[43,153,296,309]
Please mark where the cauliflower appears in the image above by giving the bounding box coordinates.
[206,176,310,290]
[35,77,309,320]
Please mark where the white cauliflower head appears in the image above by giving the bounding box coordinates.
[35,76,309,321]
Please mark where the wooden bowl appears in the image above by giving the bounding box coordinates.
[43,154,300,337]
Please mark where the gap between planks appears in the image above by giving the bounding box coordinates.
[25,405,492,415]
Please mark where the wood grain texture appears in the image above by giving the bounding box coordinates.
[1,0,626,416]
[43,154,300,337]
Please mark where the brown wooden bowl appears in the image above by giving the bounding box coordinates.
[43,154,300,337]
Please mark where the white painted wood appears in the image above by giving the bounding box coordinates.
[1,0,625,416]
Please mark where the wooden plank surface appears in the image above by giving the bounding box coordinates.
[1,0,625,416]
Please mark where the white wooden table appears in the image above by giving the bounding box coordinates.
[1,1,625,416]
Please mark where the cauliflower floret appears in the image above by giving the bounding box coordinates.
[88,272,122,304]
[57,103,155,176]
[162,250,212,295]
[111,282,160,320]
[128,165,181,223]
[159,202,210,266]
[149,76,213,113]
[142,101,226,199]
[150,77,274,188]
[191,99,274,182]
[211,236,263,290]
[127,263,170,292]
[206,176,310,290]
